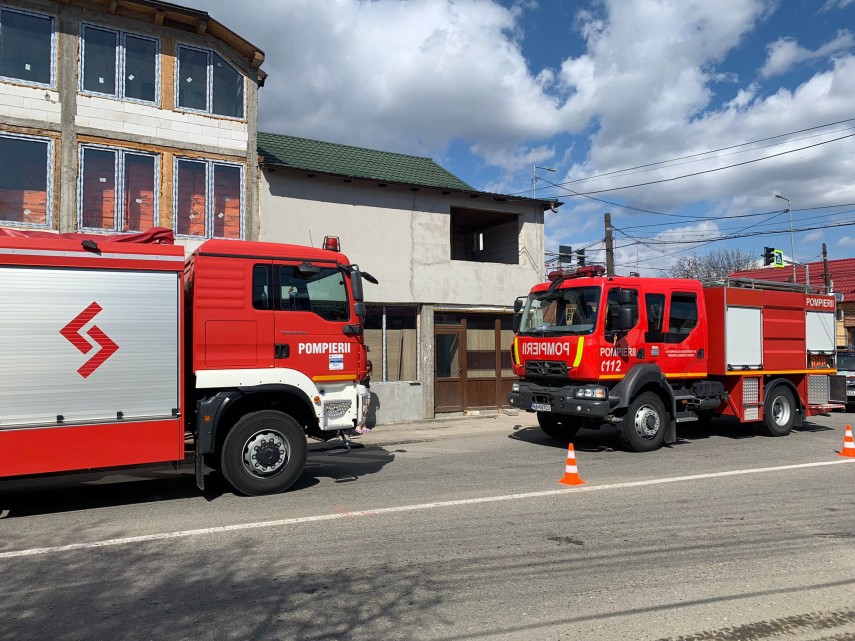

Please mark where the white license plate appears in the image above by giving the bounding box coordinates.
[847,390,855,397]
[531,403,551,412]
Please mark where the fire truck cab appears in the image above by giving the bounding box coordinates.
[508,266,843,452]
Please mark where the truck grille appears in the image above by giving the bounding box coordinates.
[525,360,568,379]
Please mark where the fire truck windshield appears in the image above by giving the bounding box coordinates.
[519,286,601,335]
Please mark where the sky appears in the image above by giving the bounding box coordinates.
[187,0,855,276]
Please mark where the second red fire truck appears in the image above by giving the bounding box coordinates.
[508,265,844,451]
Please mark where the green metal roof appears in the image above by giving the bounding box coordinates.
[257,131,474,191]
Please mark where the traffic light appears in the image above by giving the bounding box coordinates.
[763,247,775,266]
[576,249,586,266]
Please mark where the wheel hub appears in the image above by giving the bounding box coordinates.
[634,406,660,438]
[243,431,288,476]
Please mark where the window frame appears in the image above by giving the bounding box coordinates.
[0,6,57,89]
[172,156,245,240]
[79,23,160,105]
[77,143,159,233]
[174,44,245,120]
[364,304,420,382]
[0,131,54,229]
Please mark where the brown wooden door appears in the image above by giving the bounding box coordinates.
[435,326,466,412]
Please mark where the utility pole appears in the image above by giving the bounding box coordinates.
[823,243,831,293]
[604,212,615,276]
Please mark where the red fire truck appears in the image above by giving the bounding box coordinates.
[0,229,375,495]
[508,265,845,451]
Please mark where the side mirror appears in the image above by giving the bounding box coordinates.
[514,297,525,314]
[618,307,634,331]
[354,301,366,318]
[513,315,521,333]
[351,270,364,302]
[617,289,634,306]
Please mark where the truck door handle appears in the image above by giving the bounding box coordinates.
[275,344,290,359]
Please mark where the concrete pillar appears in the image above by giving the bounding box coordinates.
[419,304,435,419]
[57,11,79,233]
[244,74,260,240]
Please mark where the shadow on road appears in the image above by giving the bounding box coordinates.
[508,414,836,453]
[0,442,396,518]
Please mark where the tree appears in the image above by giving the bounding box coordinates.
[666,248,759,281]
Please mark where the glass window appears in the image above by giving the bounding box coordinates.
[212,53,243,118]
[605,288,639,334]
[668,292,698,335]
[177,46,244,118]
[79,145,157,232]
[0,134,51,227]
[519,287,600,335]
[365,305,419,381]
[81,26,117,95]
[80,147,116,229]
[213,164,241,239]
[177,46,208,111]
[174,158,243,239]
[175,159,206,237]
[436,334,460,378]
[124,34,157,102]
[123,153,156,231]
[279,265,349,322]
[646,293,666,332]
[81,26,157,103]
[252,264,272,310]
[0,9,54,86]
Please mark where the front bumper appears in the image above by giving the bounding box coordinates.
[508,380,616,418]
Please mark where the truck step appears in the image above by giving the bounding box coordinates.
[675,410,698,423]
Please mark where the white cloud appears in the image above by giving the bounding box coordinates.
[761,30,855,78]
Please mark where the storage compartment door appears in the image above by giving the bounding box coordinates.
[726,306,762,369]
[806,311,835,352]
[0,267,180,427]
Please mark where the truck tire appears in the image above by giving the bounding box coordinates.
[618,391,667,452]
[537,412,581,440]
[220,410,307,496]
[758,386,795,437]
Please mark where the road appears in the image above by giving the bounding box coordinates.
[1,412,854,641]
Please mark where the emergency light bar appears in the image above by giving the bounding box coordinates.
[323,236,341,252]
[547,264,605,280]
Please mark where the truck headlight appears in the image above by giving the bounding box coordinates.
[575,386,607,399]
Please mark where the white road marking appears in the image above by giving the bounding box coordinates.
[2,459,853,559]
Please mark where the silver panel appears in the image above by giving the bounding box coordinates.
[726,307,762,369]
[808,375,830,405]
[0,267,179,427]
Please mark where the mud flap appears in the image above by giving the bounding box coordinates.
[195,451,205,491]
[665,417,677,444]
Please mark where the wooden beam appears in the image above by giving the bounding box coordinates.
[154,10,165,26]
[107,1,118,15]
[195,19,207,35]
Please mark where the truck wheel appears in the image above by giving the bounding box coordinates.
[537,412,581,440]
[220,410,307,496]
[758,386,795,437]
[618,392,667,452]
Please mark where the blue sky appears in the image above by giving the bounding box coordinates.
[190,0,855,275]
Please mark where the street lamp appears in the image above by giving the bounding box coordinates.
[532,165,556,199]
[775,194,797,281]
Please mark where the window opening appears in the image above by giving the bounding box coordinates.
[0,133,52,227]
[450,207,519,264]
[80,25,158,103]
[278,265,349,322]
[365,305,418,381]
[0,8,54,87]
[177,45,244,118]
[79,144,157,232]
[174,157,243,239]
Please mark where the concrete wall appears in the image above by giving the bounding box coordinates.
[366,382,424,426]
[260,171,545,307]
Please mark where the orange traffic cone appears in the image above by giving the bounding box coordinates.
[559,442,585,486]
[840,424,855,458]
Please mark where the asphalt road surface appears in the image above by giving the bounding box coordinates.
[1,412,854,641]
